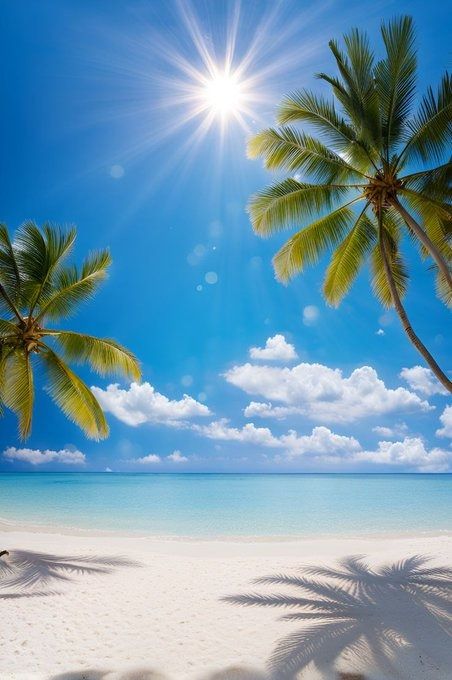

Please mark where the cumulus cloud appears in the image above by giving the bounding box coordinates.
[279,426,361,461]
[437,405,452,438]
[193,419,280,447]
[193,420,358,462]
[91,381,211,427]
[400,366,449,396]
[225,362,431,424]
[249,334,298,362]
[191,415,451,471]
[167,450,188,463]
[355,438,452,473]
[3,447,85,466]
[135,453,161,464]
[372,422,408,438]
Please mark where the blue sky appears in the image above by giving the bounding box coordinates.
[1,0,451,472]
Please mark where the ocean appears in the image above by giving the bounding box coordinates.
[1,472,451,537]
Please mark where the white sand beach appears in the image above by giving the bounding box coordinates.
[1,529,451,680]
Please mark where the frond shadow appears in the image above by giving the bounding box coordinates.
[224,554,452,679]
[0,549,141,597]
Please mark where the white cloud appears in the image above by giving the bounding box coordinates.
[376,329,385,336]
[193,419,280,447]
[192,417,451,472]
[400,366,449,396]
[437,405,452,438]
[91,382,211,427]
[3,447,85,466]
[279,426,361,461]
[105,467,113,472]
[135,454,161,464]
[244,402,302,420]
[249,334,298,362]
[355,437,452,473]
[372,422,408,438]
[193,420,358,462]
[225,363,431,424]
[302,305,319,326]
[167,450,188,463]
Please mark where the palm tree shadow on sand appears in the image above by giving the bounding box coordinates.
[223,555,452,679]
[0,549,141,599]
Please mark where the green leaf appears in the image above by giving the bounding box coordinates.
[48,331,141,380]
[435,266,452,307]
[401,72,452,163]
[400,189,452,223]
[272,199,363,282]
[375,16,417,151]
[36,250,111,321]
[0,224,21,300]
[319,29,380,148]
[323,209,376,305]
[0,318,19,339]
[276,90,372,169]
[402,162,452,204]
[247,127,365,182]
[40,346,109,440]
[14,221,76,312]
[248,179,352,236]
[1,351,34,439]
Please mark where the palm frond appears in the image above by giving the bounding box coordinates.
[402,162,452,204]
[0,318,19,338]
[435,265,452,307]
[248,179,353,236]
[1,350,34,439]
[247,127,366,182]
[0,224,21,300]
[320,30,380,148]
[323,208,376,305]
[400,189,452,222]
[40,345,108,440]
[375,16,417,152]
[400,72,452,164]
[36,250,111,321]
[14,221,76,311]
[272,199,363,282]
[276,90,372,169]
[47,331,141,380]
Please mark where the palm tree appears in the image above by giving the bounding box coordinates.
[247,16,451,392]
[0,221,141,440]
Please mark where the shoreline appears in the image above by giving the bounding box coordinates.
[1,514,452,542]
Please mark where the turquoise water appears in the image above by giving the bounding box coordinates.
[0,473,451,537]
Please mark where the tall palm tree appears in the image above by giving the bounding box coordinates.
[0,221,141,440]
[247,16,451,392]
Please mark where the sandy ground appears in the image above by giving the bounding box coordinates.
[0,529,451,680]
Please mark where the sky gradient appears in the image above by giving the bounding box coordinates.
[1,0,451,472]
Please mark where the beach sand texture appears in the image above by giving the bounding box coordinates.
[1,531,451,680]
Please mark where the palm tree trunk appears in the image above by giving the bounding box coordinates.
[390,197,452,290]
[379,235,452,393]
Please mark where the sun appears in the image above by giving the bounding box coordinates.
[202,72,243,116]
